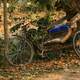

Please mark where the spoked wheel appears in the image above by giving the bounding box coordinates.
[7,35,35,66]
[73,31,80,58]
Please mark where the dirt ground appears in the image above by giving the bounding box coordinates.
[32,68,80,80]
[0,60,80,80]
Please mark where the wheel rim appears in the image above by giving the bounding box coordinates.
[73,31,80,57]
[7,37,35,65]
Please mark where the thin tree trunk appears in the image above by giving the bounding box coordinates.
[3,0,13,65]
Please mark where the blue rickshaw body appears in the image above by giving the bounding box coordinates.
[48,24,70,33]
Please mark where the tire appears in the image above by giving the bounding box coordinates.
[7,35,35,66]
[73,31,80,58]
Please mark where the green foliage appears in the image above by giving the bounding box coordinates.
[37,15,53,27]
[18,0,57,13]
[10,23,22,32]
[8,5,15,13]
[0,38,4,48]
[34,0,56,11]
[8,38,21,57]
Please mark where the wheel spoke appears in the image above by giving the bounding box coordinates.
[7,36,35,65]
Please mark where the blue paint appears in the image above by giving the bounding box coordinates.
[48,24,70,33]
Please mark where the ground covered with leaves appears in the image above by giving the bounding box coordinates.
[0,51,80,80]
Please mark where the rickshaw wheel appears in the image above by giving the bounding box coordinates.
[73,31,80,58]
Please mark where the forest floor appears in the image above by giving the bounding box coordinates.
[0,63,80,80]
[0,52,80,80]
[32,68,80,80]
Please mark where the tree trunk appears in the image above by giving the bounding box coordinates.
[3,0,13,65]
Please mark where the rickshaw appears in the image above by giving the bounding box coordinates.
[6,16,80,66]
